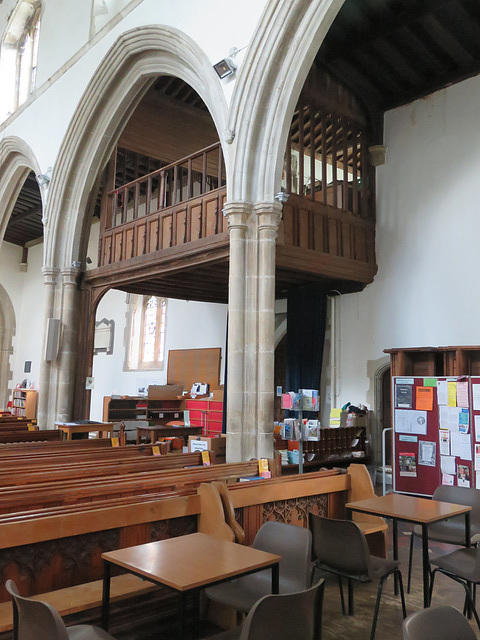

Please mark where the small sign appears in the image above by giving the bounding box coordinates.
[152,445,161,456]
[111,437,119,447]
[399,435,418,442]
[202,450,211,466]
[27,424,35,431]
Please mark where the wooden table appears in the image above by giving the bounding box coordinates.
[55,421,114,440]
[346,493,471,608]
[136,424,202,445]
[101,533,280,639]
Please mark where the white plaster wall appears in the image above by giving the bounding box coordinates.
[90,291,227,420]
[0,241,45,394]
[333,74,480,410]
[0,0,267,174]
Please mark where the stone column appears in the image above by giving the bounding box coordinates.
[56,267,80,422]
[224,202,250,462]
[224,200,281,462]
[37,267,59,428]
[256,202,282,458]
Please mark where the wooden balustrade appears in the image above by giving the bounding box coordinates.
[99,143,226,267]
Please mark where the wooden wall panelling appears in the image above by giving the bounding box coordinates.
[328,218,338,256]
[341,221,350,259]
[175,206,187,245]
[354,225,366,262]
[190,201,202,241]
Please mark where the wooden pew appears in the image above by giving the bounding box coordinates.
[0,430,62,444]
[0,467,348,636]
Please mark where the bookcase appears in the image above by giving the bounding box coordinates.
[103,396,183,425]
[12,389,38,419]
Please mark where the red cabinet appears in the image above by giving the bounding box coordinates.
[185,398,224,436]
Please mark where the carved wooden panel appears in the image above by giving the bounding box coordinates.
[148,218,159,252]
[204,195,218,237]
[113,231,123,262]
[190,203,202,241]
[136,222,146,256]
[125,228,134,260]
[262,494,328,527]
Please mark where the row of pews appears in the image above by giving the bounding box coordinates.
[0,415,62,444]
[0,435,351,638]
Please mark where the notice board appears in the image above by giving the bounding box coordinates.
[167,348,222,392]
[393,376,474,497]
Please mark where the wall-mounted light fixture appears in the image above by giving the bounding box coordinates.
[214,47,239,79]
[35,166,52,187]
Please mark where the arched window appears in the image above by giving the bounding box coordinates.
[0,1,41,122]
[125,294,167,370]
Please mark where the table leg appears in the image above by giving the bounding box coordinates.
[101,560,111,630]
[392,519,398,595]
[272,563,279,594]
[179,591,187,640]
[466,511,472,618]
[421,524,430,608]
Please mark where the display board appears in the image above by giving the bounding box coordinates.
[393,376,474,497]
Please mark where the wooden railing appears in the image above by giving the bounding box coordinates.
[99,143,227,267]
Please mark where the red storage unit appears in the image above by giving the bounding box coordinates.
[185,398,224,436]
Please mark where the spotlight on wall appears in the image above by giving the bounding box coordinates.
[214,47,239,79]
[35,167,52,187]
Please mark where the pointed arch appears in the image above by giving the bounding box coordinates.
[44,25,228,271]
[228,0,343,204]
[0,136,43,246]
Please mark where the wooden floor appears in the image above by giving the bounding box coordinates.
[113,521,480,639]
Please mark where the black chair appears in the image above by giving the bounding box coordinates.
[206,579,325,640]
[402,605,476,640]
[205,521,312,613]
[429,545,480,630]
[6,580,117,640]
[407,485,480,592]
[309,514,406,640]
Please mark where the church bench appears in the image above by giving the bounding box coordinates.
[0,460,262,513]
[0,430,62,444]
[0,450,227,486]
[0,438,114,455]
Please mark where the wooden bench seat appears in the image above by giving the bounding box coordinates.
[0,430,62,444]
[0,460,261,513]
[0,574,158,633]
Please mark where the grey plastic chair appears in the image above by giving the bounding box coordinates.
[6,580,117,640]
[407,485,480,592]
[205,521,312,612]
[309,514,406,640]
[207,579,324,640]
[429,545,480,630]
[403,605,476,640]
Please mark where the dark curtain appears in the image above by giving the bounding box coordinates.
[286,284,328,417]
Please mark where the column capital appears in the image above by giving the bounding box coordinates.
[223,201,253,231]
[254,201,283,232]
[42,267,60,285]
[60,267,79,286]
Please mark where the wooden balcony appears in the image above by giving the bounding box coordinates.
[276,193,377,292]
[98,143,227,268]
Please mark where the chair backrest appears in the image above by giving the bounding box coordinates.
[239,579,324,640]
[6,580,69,640]
[433,485,480,530]
[402,605,476,640]
[309,514,372,581]
[252,521,312,591]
